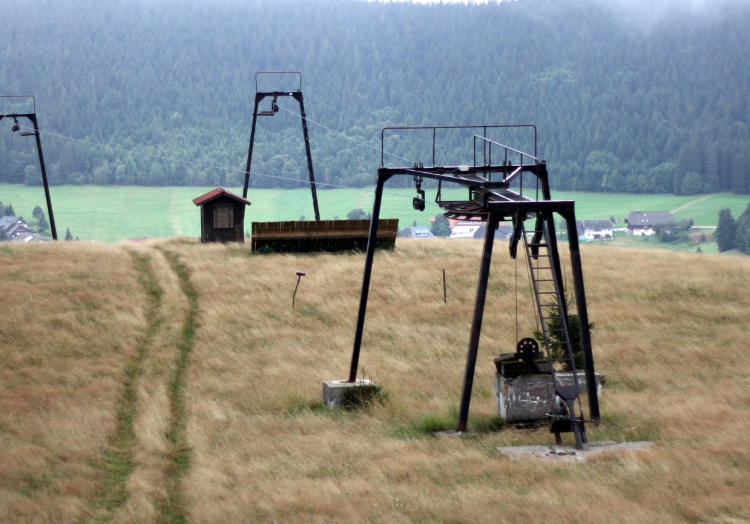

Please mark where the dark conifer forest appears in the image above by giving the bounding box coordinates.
[0,0,748,193]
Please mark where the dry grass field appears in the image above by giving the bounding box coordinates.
[0,238,749,523]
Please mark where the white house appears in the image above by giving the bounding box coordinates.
[575,219,614,241]
[430,217,507,239]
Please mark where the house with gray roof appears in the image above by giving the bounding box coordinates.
[472,224,514,241]
[399,227,435,239]
[624,211,674,236]
[0,216,35,241]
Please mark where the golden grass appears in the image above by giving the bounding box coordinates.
[1,238,749,522]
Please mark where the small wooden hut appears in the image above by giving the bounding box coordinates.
[193,188,251,243]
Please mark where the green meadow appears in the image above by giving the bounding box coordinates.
[1,184,748,242]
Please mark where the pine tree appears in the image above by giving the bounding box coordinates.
[716,208,736,252]
[347,209,367,220]
[37,212,49,232]
[5,203,15,217]
[734,204,750,254]
[65,227,73,241]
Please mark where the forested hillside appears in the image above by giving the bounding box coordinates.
[0,0,748,193]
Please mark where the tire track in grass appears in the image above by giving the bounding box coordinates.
[96,250,164,520]
[158,249,199,524]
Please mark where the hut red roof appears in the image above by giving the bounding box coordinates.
[192,188,251,207]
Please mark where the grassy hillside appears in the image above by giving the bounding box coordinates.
[2,184,749,242]
[0,239,748,522]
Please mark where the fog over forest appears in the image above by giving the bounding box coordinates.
[0,0,748,194]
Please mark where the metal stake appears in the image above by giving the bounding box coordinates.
[293,271,306,308]
[442,268,447,303]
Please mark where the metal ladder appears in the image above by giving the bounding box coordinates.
[522,215,587,448]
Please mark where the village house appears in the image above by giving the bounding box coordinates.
[0,216,46,242]
[472,224,514,240]
[430,217,511,239]
[624,210,674,236]
[575,219,615,241]
[399,227,435,238]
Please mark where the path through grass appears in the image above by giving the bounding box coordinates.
[159,250,199,523]
[95,251,163,519]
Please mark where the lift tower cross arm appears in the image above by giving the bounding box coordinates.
[242,72,321,221]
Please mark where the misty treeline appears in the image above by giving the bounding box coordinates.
[0,0,748,194]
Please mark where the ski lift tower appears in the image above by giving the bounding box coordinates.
[242,71,320,221]
[347,125,600,449]
[0,95,57,240]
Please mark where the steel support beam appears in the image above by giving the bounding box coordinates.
[564,211,600,423]
[30,115,57,241]
[242,94,262,199]
[294,92,320,221]
[457,211,500,432]
[348,171,391,382]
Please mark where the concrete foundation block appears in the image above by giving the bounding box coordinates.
[322,379,374,408]
[496,372,603,422]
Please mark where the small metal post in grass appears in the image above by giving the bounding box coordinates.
[442,268,447,303]
[293,271,305,308]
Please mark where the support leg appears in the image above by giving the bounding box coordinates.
[32,116,56,241]
[296,93,321,221]
[243,95,262,199]
[457,212,500,432]
[564,212,600,423]
[573,425,583,450]
[348,172,389,382]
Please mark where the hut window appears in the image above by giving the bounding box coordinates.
[214,203,233,229]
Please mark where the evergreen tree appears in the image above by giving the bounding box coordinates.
[716,208,737,252]
[4,203,14,217]
[0,228,6,241]
[734,204,750,254]
[37,212,49,232]
[680,172,704,195]
[65,227,73,241]
[430,214,451,237]
[347,208,367,220]
[32,205,42,219]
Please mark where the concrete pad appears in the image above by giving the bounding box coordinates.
[322,379,374,408]
[497,440,655,463]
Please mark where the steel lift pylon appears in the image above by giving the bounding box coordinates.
[347,125,599,448]
[242,72,320,221]
[0,95,57,240]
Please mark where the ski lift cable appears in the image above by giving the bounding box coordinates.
[17,124,442,209]
[304,96,457,157]
[276,104,415,164]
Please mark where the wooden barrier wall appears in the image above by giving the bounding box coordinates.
[251,219,399,253]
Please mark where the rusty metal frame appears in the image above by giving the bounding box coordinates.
[348,125,599,432]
